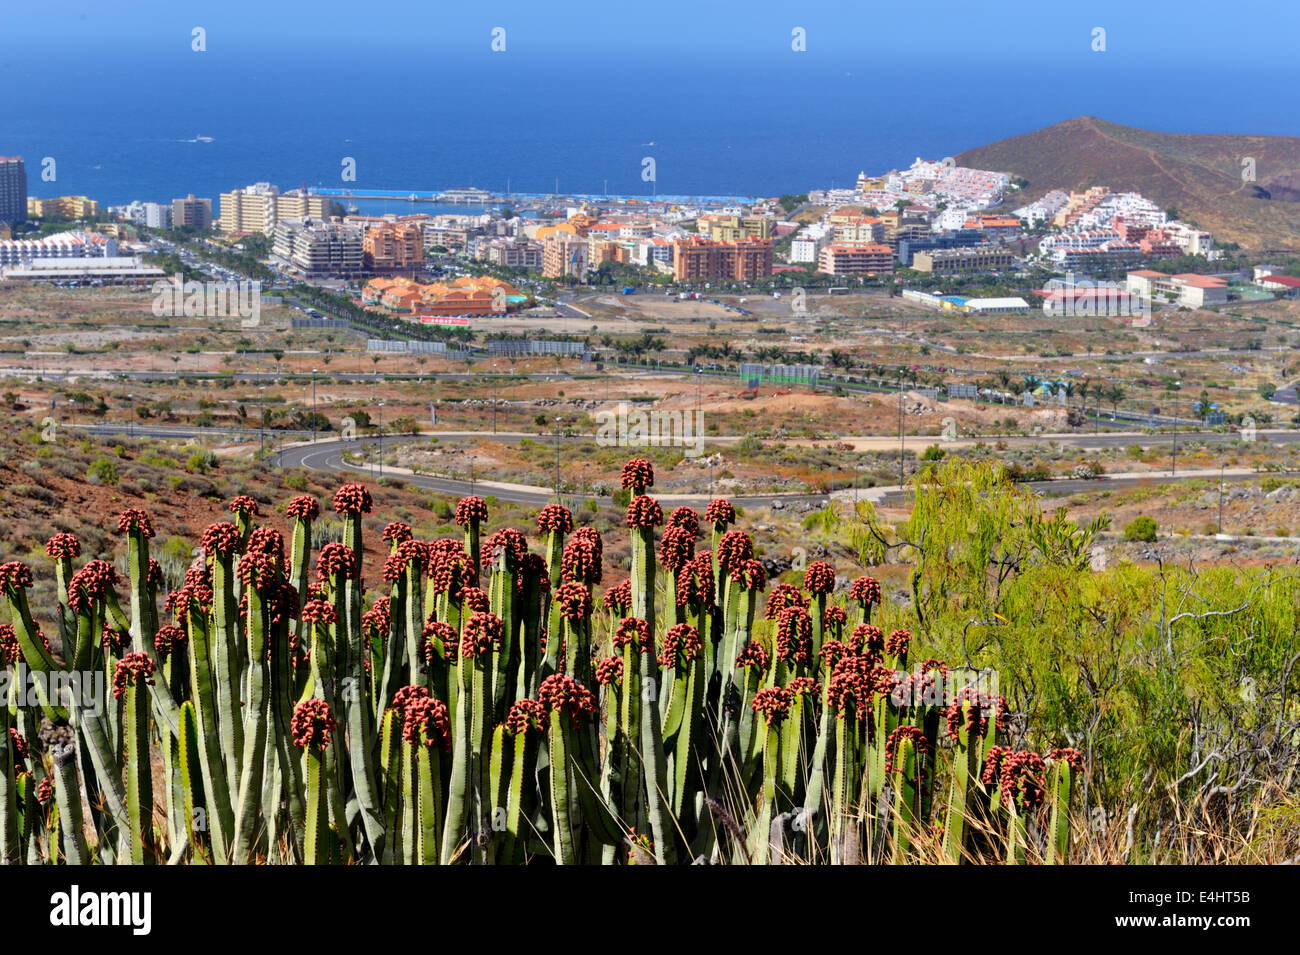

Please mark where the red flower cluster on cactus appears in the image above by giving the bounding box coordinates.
[945,687,988,740]
[67,560,120,615]
[561,534,602,585]
[201,521,242,559]
[301,598,338,626]
[775,606,813,666]
[554,581,593,622]
[803,561,836,596]
[536,503,574,534]
[381,521,413,544]
[601,579,632,615]
[36,776,53,805]
[116,508,155,538]
[538,673,598,724]
[428,539,475,596]
[667,506,701,537]
[620,457,655,492]
[714,530,753,576]
[595,655,624,687]
[823,605,847,632]
[154,625,186,660]
[658,623,703,667]
[484,527,529,569]
[462,611,504,657]
[316,542,358,582]
[184,559,212,591]
[657,525,695,572]
[731,558,767,591]
[165,584,210,628]
[524,552,551,595]
[851,623,885,657]
[227,495,260,517]
[0,624,17,665]
[613,616,652,653]
[819,639,848,669]
[705,498,736,528]
[148,559,164,590]
[675,553,715,608]
[421,620,458,664]
[285,495,320,521]
[1048,747,1085,775]
[332,483,373,516]
[361,598,391,640]
[403,696,452,752]
[505,698,548,736]
[291,698,336,749]
[625,494,664,529]
[787,676,821,699]
[981,745,1011,787]
[751,686,794,726]
[112,652,155,699]
[735,640,770,671]
[461,587,490,614]
[885,725,929,777]
[382,539,428,582]
[389,684,429,715]
[9,728,29,764]
[0,562,34,593]
[764,583,808,620]
[44,533,82,560]
[237,527,288,588]
[849,575,882,606]
[886,628,911,659]
[453,495,487,526]
[827,656,873,720]
[999,750,1047,809]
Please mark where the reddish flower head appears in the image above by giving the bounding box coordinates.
[626,495,664,530]
[1048,747,1085,776]
[751,686,794,726]
[332,483,373,516]
[554,581,593,621]
[484,527,529,570]
[44,533,82,560]
[736,640,770,671]
[658,623,703,668]
[402,696,452,753]
[237,527,288,589]
[705,498,736,529]
[595,655,624,687]
[764,583,808,620]
[849,575,882,606]
[0,562,33,593]
[561,535,602,585]
[885,725,930,777]
[154,624,187,661]
[381,521,413,544]
[300,598,338,626]
[667,506,701,537]
[775,605,813,667]
[316,542,358,582]
[999,750,1047,810]
[0,625,18,666]
[715,530,753,576]
[68,560,120,615]
[536,503,574,535]
[620,458,655,492]
[201,521,243,559]
[658,525,696,573]
[886,628,911,659]
[505,698,548,736]
[421,620,458,664]
[227,495,261,518]
[461,611,505,657]
[676,553,716,608]
[112,652,155,699]
[116,508,155,538]
[454,495,488,526]
[291,698,336,749]
[538,673,598,724]
[803,561,836,596]
[823,605,847,632]
[613,616,653,653]
[285,495,321,521]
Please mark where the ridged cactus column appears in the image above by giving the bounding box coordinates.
[292,698,337,864]
[115,652,156,865]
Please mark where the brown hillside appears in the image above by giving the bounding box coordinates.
[956,116,1300,250]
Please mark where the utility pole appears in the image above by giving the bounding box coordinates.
[378,401,385,478]
[1171,400,1177,477]
[553,416,563,501]
[312,369,318,443]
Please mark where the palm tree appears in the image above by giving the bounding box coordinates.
[1106,384,1126,419]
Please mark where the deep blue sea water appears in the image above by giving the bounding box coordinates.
[4,51,1298,207]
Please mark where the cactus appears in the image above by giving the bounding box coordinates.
[0,460,1049,867]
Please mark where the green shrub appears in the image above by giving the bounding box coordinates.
[1124,515,1158,542]
[87,457,120,486]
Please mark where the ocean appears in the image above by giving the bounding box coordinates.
[4,51,1297,207]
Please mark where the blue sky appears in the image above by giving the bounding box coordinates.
[3,0,1296,64]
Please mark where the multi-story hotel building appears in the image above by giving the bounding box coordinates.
[172,194,213,230]
[272,218,364,276]
[672,236,773,281]
[0,157,26,225]
[219,184,330,235]
[817,242,894,275]
[363,222,424,271]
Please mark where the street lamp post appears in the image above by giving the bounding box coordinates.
[1171,400,1177,477]
[553,416,564,502]
[312,369,318,444]
[378,402,385,478]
